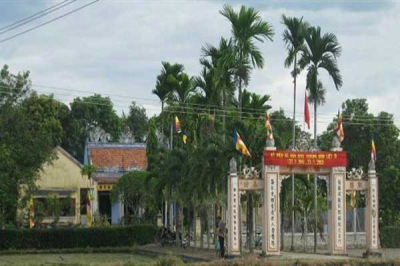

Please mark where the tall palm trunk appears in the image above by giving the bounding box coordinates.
[247,192,254,253]
[313,102,318,253]
[238,50,243,120]
[222,90,226,142]
[238,78,242,119]
[291,54,297,251]
[161,101,164,145]
[193,207,197,248]
[175,201,180,245]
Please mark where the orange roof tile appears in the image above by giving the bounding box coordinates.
[89,144,148,170]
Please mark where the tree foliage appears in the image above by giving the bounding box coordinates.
[0,66,63,226]
[125,101,148,142]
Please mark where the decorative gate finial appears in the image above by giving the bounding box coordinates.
[229,158,237,173]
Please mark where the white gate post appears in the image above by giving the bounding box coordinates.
[227,158,240,256]
[328,161,347,255]
[363,163,381,258]
[262,146,280,256]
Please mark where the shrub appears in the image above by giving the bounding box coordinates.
[380,226,400,248]
[155,255,184,266]
[0,224,157,250]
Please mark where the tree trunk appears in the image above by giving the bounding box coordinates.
[304,210,307,252]
[213,203,217,247]
[207,205,211,250]
[353,207,357,247]
[281,185,285,250]
[247,192,254,253]
[193,207,197,248]
[188,211,192,248]
[313,102,318,253]
[161,101,164,145]
[222,90,226,142]
[238,78,242,120]
[175,201,180,245]
[291,54,297,251]
[200,206,204,249]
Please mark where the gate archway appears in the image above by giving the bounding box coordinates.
[227,143,380,257]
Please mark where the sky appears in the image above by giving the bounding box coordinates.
[0,0,399,134]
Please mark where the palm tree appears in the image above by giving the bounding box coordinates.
[168,73,194,104]
[220,5,274,118]
[282,14,309,251]
[152,62,184,144]
[299,26,342,253]
[241,89,271,118]
[201,37,236,139]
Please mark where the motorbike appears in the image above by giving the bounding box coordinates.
[156,227,177,247]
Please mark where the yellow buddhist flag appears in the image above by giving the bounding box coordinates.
[87,190,93,227]
[29,198,35,229]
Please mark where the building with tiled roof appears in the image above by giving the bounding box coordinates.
[33,146,97,227]
[84,131,147,224]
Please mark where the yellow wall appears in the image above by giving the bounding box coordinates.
[35,147,98,225]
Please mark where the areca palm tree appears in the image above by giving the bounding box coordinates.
[152,62,185,144]
[201,37,236,139]
[168,73,194,104]
[220,5,274,118]
[153,62,185,111]
[282,14,309,251]
[299,26,342,253]
[241,89,271,118]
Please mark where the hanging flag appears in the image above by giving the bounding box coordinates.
[304,91,311,130]
[174,116,181,133]
[265,111,274,140]
[86,190,93,227]
[334,110,345,142]
[371,134,377,163]
[182,131,190,144]
[29,197,35,229]
[233,131,251,157]
[350,191,357,209]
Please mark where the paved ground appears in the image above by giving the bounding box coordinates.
[139,244,400,262]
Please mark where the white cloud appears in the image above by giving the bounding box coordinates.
[0,0,399,136]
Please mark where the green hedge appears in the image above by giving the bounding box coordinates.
[0,225,157,250]
[380,226,400,248]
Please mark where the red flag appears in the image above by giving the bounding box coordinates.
[304,91,310,129]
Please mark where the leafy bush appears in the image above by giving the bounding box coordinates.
[155,255,184,266]
[380,226,400,248]
[0,225,157,250]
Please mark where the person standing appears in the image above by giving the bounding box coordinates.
[217,216,226,258]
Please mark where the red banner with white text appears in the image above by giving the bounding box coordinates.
[264,150,347,167]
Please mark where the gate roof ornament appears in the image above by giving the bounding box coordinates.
[89,126,111,143]
[296,131,311,151]
[368,160,376,171]
[347,167,364,180]
[229,158,237,173]
[332,135,341,149]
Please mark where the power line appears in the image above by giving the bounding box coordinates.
[25,90,400,124]
[0,0,77,35]
[26,85,397,121]
[1,89,398,127]
[0,84,397,123]
[0,0,69,32]
[0,0,100,44]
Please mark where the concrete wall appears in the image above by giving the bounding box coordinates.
[35,148,98,225]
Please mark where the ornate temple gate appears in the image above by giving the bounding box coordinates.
[227,144,380,257]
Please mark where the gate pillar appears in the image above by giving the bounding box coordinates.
[227,158,240,256]
[365,168,380,253]
[262,147,280,256]
[328,165,347,255]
